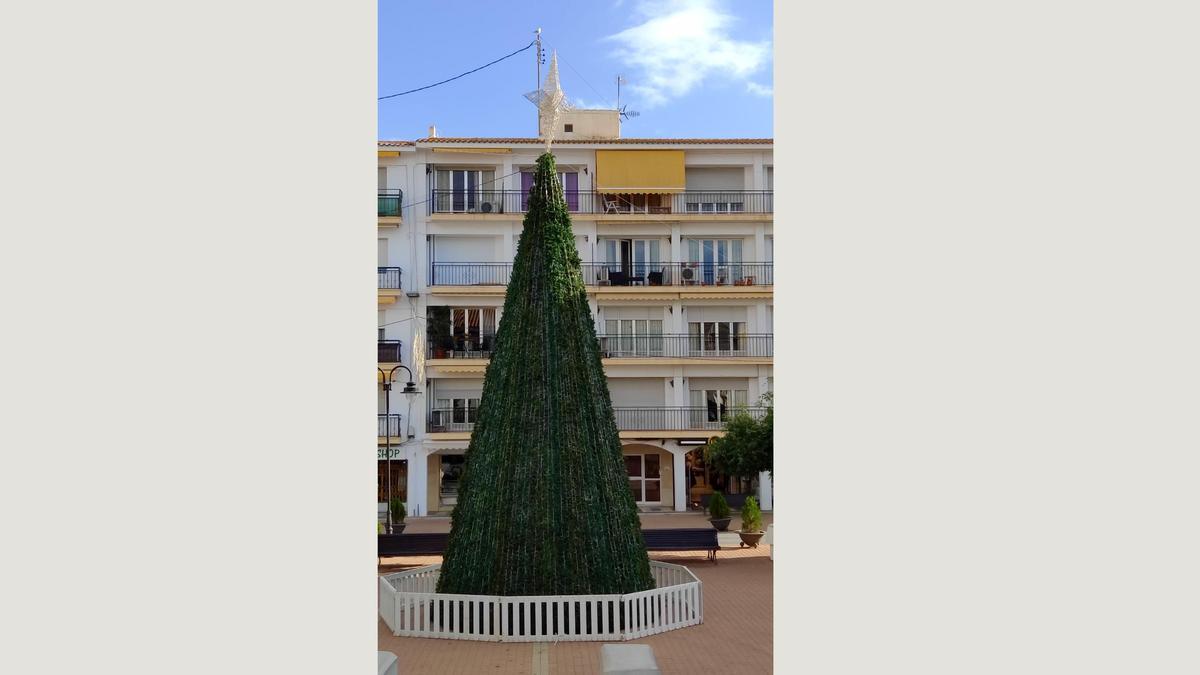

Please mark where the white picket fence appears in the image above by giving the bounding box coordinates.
[379,561,703,642]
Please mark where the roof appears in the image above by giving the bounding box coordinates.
[379,138,771,146]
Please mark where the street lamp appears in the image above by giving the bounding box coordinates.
[379,364,420,534]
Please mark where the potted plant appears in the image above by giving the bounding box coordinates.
[737,496,765,548]
[707,491,732,531]
[389,498,406,534]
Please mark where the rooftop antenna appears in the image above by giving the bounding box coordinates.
[616,76,640,121]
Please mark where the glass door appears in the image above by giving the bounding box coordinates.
[449,308,496,354]
[604,318,663,357]
[687,239,743,285]
[689,389,748,428]
[688,321,745,355]
[624,454,661,504]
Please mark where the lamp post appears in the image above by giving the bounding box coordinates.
[379,364,420,534]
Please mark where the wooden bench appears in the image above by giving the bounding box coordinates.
[641,528,720,563]
[379,528,720,563]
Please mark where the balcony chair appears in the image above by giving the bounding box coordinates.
[647,270,664,286]
[603,197,621,214]
[608,271,629,286]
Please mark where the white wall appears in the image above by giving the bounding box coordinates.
[608,378,668,406]
[685,167,746,190]
[431,236,497,262]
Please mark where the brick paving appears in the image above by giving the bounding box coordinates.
[378,517,773,674]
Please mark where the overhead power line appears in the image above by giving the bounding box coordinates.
[379,39,537,100]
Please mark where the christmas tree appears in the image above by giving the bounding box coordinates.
[436,153,654,596]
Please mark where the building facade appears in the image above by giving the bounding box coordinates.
[378,121,773,518]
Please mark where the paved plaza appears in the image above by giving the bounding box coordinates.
[378,513,773,674]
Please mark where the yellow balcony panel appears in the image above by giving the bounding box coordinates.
[425,361,488,374]
[426,432,472,442]
[680,288,773,300]
[602,357,772,367]
[619,429,724,440]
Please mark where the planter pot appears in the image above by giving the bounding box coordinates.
[737,530,765,548]
[389,522,406,534]
[709,517,732,531]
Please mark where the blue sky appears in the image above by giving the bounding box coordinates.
[378,0,773,140]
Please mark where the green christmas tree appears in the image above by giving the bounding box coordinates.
[436,153,654,596]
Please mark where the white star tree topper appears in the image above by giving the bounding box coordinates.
[536,52,571,150]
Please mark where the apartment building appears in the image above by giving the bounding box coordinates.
[378,112,772,518]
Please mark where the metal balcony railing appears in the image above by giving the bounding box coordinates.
[378,413,402,437]
[427,335,497,359]
[612,406,770,431]
[426,406,768,433]
[427,408,479,433]
[378,190,403,217]
[428,262,772,286]
[428,263,512,286]
[428,190,773,215]
[378,267,402,289]
[597,334,773,358]
[378,340,402,363]
[581,262,773,287]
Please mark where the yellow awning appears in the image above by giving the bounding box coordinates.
[377,151,400,157]
[595,150,685,193]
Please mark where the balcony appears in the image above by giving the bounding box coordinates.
[428,262,772,287]
[598,334,772,359]
[427,406,768,434]
[378,190,403,217]
[378,413,403,438]
[378,340,402,363]
[378,267,402,289]
[427,190,773,216]
[427,335,497,360]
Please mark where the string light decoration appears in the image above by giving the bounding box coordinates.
[436,153,654,596]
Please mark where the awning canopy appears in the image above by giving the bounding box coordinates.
[595,150,685,193]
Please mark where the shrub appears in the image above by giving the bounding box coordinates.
[389,498,406,523]
[708,491,731,520]
[741,496,763,533]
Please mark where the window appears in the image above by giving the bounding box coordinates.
[687,321,745,354]
[689,389,747,427]
[434,168,497,212]
[684,239,744,285]
[521,170,578,211]
[603,318,663,356]
[602,239,662,283]
[564,124,573,132]
[448,308,496,352]
[625,454,661,503]
[433,397,480,429]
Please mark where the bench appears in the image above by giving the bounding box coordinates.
[640,528,720,563]
[378,533,448,561]
[379,528,719,563]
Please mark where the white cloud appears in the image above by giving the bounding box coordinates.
[745,81,773,97]
[605,0,770,107]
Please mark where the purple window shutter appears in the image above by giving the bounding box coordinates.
[521,172,533,211]
[565,173,579,211]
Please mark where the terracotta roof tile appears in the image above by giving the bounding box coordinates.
[378,140,415,146]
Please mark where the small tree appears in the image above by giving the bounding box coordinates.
[708,491,731,520]
[389,498,406,524]
[705,392,773,481]
[741,496,764,533]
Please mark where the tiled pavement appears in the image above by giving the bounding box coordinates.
[378,515,773,674]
